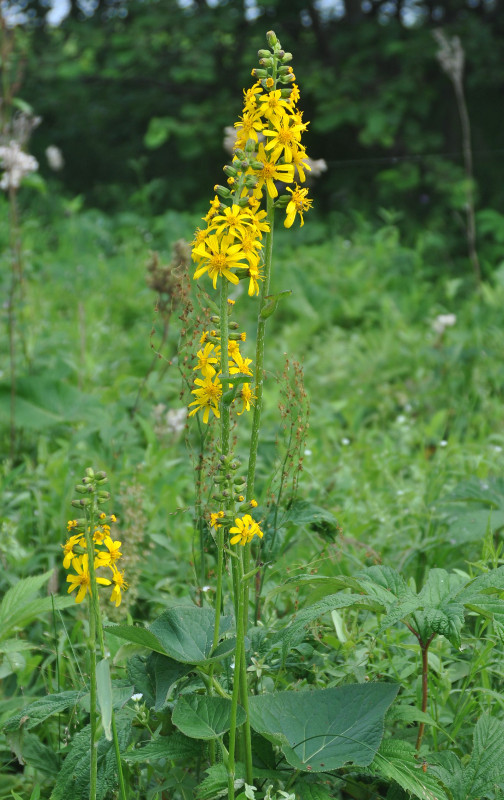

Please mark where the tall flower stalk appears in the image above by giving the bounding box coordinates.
[188,31,312,799]
[64,468,128,800]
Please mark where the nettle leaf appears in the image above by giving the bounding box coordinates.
[50,713,132,800]
[172,695,246,740]
[271,593,377,659]
[356,566,415,611]
[106,606,234,665]
[428,751,465,799]
[295,781,340,800]
[3,690,85,733]
[365,739,450,800]
[463,714,504,799]
[413,569,465,647]
[249,683,399,772]
[124,731,200,763]
[447,509,504,545]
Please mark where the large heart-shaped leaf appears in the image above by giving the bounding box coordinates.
[172,695,246,740]
[105,606,234,665]
[249,683,398,772]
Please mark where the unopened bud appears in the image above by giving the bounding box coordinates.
[98,491,110,500]
[251,68,267,78]
[281,52,293,63]
[259,57,273,68]
[266,30,278,47]
[95,471,107,480]
[71,498,91,508]
[214,184,231,199]
[229,321,239,330]
[257,49,271,59]
[230,460,240,470]
[85,467,94,478]
[75,484,91,494]
[223,164,238,178]
[210,315,220,324]
[234,477,246,486]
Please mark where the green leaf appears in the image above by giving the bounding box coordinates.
[126,654,155,708]
[123,731,200,763]
[366,739,450,800]
[172,695,246,740]
[150,652,192,710]
[0,571,74,639]
[144,116,176,149]
[295,782,338,800]
[416,569,465,647]
[50,714,131,800]
[3,690,85,733]
[463,714,504,799]
[248,683,399,772]
[106,606,234,665]
[447,509,504,545]
[96,658,113,741]
[20,732,60,776]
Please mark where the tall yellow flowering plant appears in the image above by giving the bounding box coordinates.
[188,30,312,797]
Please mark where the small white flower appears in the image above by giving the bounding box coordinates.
[440,440,448,447]
[304,448,312,456]
[493,445,502,453]
[201,585,211,593]
[131,693,143,702]
[45,145,64,171]
[0,140,38,191]
[341,437,350,446]
[432,313,456,335]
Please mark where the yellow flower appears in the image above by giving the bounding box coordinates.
[229,514,264,546]
[210,510,225,529]
[229,352,253,377]
[62,534,82,570]
[95,536,123,568]
[203,195,221,223]
[263,116,307,163]
[66,555,111,604]
[193,342,219,379]
[242,81,263,114]
[291,146,312,183]
[234,112,264,149]
[247,264,264,297]
[110,567,128,608]
[236,383,256,415]
[67,519,79,532]
[284,184,313,228]
[257,89,292,123]
[210,204,255,238]
[253,144,294,199]
[188,375,223,424]
[193,233,248,289]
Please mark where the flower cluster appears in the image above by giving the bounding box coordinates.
[188,325,256,423]
[63,513,128,607]
[0,140,38,191]
[191,37,312,292]
[229,514,264,547]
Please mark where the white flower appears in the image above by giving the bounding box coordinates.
[166,407,187,434]
[0,140,38,191]
[46,145,64,171]
[131,693,143,702]
[432,313,456,335]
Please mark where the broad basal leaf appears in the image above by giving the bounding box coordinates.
[249,683,399,772]
[463,714,504,799]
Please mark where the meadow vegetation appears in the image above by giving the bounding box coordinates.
[2,7,504,800]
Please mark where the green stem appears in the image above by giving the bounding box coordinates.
[246,190,275,503]
[227,551,245,800]
[85,504,127,800]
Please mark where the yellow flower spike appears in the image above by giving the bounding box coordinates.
[66,554,111,604]
[229,514,264,546]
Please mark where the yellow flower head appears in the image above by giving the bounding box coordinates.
[188,375,223,424]
[95,536,123,568]
[229,514,264,546]
[193,233,248,289]
[66,554,111,604]
[62,534,82,570]
[210,510,225,529]
[193,342,219,379]
[110,567,128,608]
[284,184,313,228]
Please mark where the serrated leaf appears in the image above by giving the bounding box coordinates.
[295,781,338,800]
[367,739,450,800]
[50,713,131,800]
[3,690,85,733]
[126,654,155,709]
[463,714,504,799]
[173,695,246,740]
[123,731,200,763]
[249,683,399,772]
[150,652,192,711]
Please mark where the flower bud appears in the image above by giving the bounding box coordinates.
[266,30,278,47]
[72,498,91,508]
[230,460,240,470]
[251,68,267,78]
[281,52,293,63]
[244,176,258,189]
[210,315,220,324]
[98,491,110,500]
[257,49,271,59]
[223,164,238,178]
[237,196,250,208]
[214,184,231,199]
[259,57,273,68]
[85,467,95,478]
[212,494,225,503]
[75,484,92,494]
[234,476,246,486]
[229,321,239,330]
[277,50,285,58]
